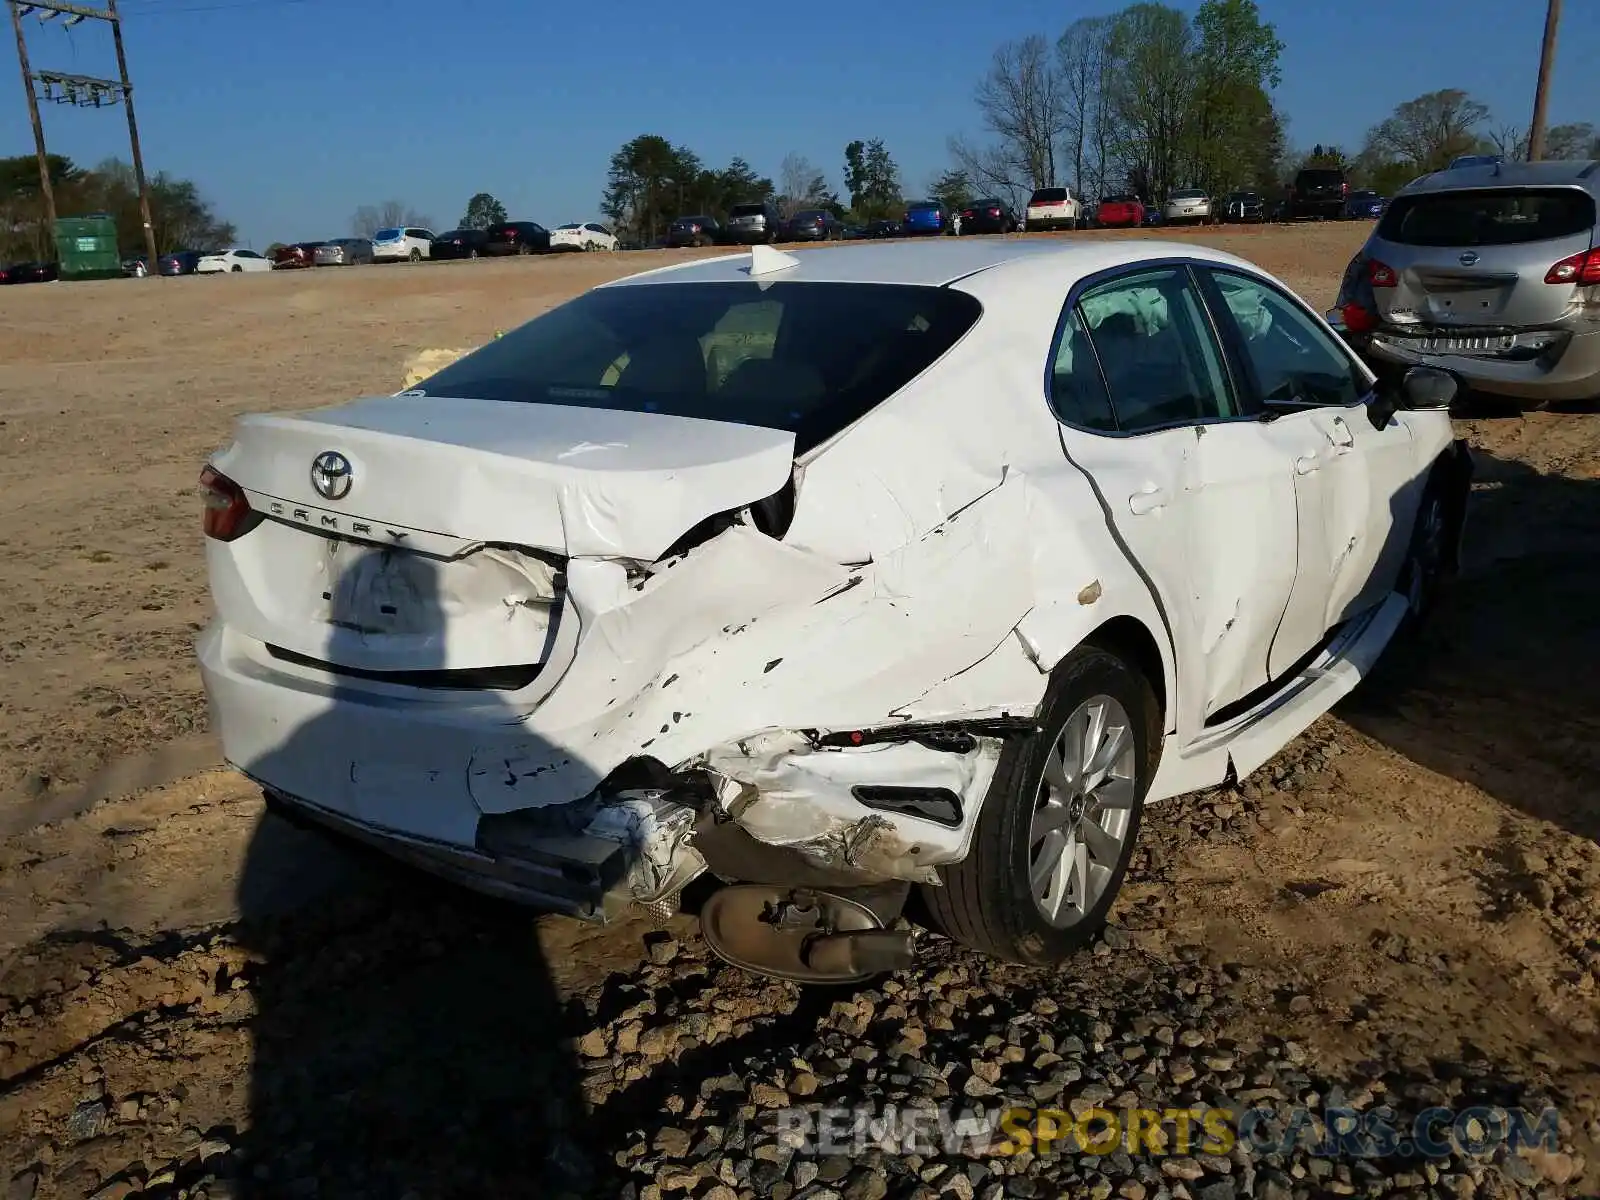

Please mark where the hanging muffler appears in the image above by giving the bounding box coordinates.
[699,883,916,984]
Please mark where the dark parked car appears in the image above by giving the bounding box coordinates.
[958,197,1019,234]
[6,260,58,283]
[313,238,374,266]
[1221,191,1267,223]
[861,218,903,239]
[779,209,844,242]
[726,199,783,244]
[430,228,491,260]
[483,221,551,256]
[1287,167,1349,220]
[903,200,952,236]
[665,215,725,247]
[272,241,324,269]
[159,250,205,276]
[1341,190,1387,220]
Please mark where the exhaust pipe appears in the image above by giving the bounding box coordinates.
[699,884,915,984]
[802,928,916,977]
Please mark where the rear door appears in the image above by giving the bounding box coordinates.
[1199,266,1419,673]
[1050,264,1301,730]
[1370,185,1596,329]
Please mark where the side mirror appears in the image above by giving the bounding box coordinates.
[1400,366,1457,411]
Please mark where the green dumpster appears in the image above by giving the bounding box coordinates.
[54,216,123,281]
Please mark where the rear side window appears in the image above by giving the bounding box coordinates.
[1075,268,1234,432]
[1048,308,1116,432]
[411,282,983,453]
[1377,187,1596,247]
[1030,189,1068,205]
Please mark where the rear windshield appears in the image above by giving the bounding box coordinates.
[730,203,768,217]
[1170,189,1205,200]
[556,223,580,230]
[792,210,827,221]
[1377,187,1596,248]
[374,228,402,240]
[1296,170,1344,186]
[1102,195,1135,204]
[411,282,983,453]
[1030,189,1067,204]
[907,202,940,212]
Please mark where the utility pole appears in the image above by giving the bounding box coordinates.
[7,0,56,236]
[1527,0,1561,161]
[8,0,159,270]
[105,0,156,269]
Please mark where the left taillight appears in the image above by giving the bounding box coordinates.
[200,465,252,541]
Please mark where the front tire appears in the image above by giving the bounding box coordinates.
[1397,475,1457,629]
[408,248,421,262]
[231,264,242,273]
[921,645,1158,965]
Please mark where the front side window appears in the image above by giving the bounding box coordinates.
[1076,268,1234,432]
[1202,269,1362,411]
[411,282,983,453]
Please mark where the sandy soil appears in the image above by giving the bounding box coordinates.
[2,224,1598,1197]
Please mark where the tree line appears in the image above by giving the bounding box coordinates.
[0,154,235,262]
[600,134,906,244]
[955,0,1597,210]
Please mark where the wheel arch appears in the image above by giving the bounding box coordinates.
[1082,614,1168,730]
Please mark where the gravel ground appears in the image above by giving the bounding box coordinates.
[1,227,1598,1198]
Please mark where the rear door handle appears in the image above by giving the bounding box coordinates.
[1128,485,1169,515]
[1295,453,1321,475]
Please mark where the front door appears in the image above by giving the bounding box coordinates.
[1198,266,1419,680]
[1049,265,1301,732]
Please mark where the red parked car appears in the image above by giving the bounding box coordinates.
[272,241,325,269]
[1094,195,1146,229]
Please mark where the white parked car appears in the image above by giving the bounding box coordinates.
[549,222,619,252]
[196,240,1471,985]
[195,248,271,274]
[371,226,434,262]
[1164,189,1214,224]
[1025,186,1082,232]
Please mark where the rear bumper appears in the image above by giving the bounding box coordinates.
[1025,214,1075,230]
[1364,324,1600,403]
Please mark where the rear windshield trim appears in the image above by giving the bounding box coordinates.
[411,281,984,455]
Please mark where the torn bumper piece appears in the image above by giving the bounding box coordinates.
[261,783,707,923]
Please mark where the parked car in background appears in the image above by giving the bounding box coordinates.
[780,209,844,242]
[1024,187,1081,231]
[1330,159,1600,410]
[666,215,725,247]
[903,200,952,236]
[313,238,373,266]
[197,248,271,274]
[863,218,903,238]
[1095,195,1146,228]
[1287,167,1349,220]
[4,260,57,283]
[371,227,435,262]
[1448,154,1503,170]
[727,200,783,244]
[194,237,1469,986]
[122,254,149,277]
[959,197,1019,234]
[1164,189,1213,224]
[484,222,552,256]
[159,250,205,276]
[1342,190,1387,220]
[550,222,618,252]
[1221,191,1267,223]
[430,229,490,260]
[272,242,325,270]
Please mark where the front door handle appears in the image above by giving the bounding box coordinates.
[1295,453,1321,475]
[1128,485,1169,515]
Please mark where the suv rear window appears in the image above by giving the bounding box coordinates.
[1378,187,1596,247]
[411,282,983,453]
[1030,189,1068,205]
[908,202,940,212]
[375,228,402,240]
[730,204,768,218]
[1295,170,1345,187]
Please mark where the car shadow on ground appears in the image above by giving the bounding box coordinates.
[1338,442,1600,843]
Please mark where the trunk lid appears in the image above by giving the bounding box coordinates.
[212,394,797,560]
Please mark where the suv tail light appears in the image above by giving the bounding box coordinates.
[1367,259,1398,288]
[1545,248,1600,286]
[200,466,252,541]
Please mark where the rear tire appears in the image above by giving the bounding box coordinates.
[920,645,1159,965]
[231,264,242,273]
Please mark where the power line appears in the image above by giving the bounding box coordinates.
[115,0,316,15]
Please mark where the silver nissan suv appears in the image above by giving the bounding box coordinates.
[1329,159,1599,408]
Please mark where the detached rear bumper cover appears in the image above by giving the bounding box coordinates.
[199,471,1101,899]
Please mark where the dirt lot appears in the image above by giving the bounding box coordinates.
[1,225,1598,1199]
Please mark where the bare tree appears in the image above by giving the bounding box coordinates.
[351,200,434,238]
[778,153,828,216]
[975,35,1070,194]
[948,135,1032,214]
[1362,89,1491,172]
[1486,123,1530,160]
[1057,16,1117,201]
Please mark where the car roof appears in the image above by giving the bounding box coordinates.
[1399,158,1600,197]
[602,237,1260,290]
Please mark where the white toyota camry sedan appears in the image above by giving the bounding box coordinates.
[196,239,1471,983]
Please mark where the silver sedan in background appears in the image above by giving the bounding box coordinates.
[1164,189,1214,225]
[314,238,374,267]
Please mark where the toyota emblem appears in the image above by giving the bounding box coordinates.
[310,451,354,501]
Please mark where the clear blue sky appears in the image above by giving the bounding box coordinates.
[2,0,1594,248]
